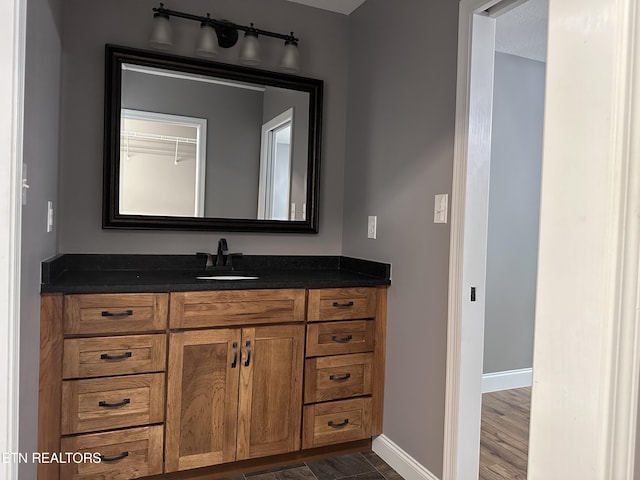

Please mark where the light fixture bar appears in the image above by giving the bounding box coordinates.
[152,4,299,44]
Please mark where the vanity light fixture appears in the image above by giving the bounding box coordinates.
[150,4,300,72]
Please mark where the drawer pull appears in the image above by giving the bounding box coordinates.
[328,419,350,428]
[101,309,133,317]
[329,373,351,382]
[98,451,129,463]
[100,352,132,361]
[98,398,131,408]
[331,335,353,343]
[244,340,252,367]
[332,301,354,308]
[231,342,238,368]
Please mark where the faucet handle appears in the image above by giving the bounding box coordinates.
[196,252,214,269]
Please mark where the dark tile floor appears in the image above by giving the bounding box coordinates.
[234,452,404,480]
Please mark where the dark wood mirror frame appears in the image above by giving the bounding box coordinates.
[103,44,323,232]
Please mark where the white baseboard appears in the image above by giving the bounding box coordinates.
[372,434,440,480]
[482,367,533,393]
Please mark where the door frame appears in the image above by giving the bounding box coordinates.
[0,0,25,478]
[258,108,294,220]
[444,0,640,478]
[442,1,498,479]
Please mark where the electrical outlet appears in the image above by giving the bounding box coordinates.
[367,215,377,239]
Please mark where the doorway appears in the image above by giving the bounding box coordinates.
[442,0,547,478]
[258,108,294,220]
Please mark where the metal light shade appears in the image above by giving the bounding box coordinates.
[149,13,173,50]
[195,24,219,58]
[279,41,299,73]
[239,31,261,66]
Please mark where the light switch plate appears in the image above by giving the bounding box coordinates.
[434,194,448,223]
[367,215,377,239]
[47,201,54,233]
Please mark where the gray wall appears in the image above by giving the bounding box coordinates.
[122,70,263,218]
[342,0,458,476]
[59,0,349,254]
[21,0,63,477]
[483,53,545,374]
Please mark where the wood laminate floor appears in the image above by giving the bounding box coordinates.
[480,387,531,480]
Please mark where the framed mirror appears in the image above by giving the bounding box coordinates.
[103,44,323,232]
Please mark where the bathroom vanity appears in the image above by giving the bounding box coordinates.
[38,254,390,480]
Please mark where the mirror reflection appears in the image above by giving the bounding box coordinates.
[120,64,310,220]
[104,45,322,232]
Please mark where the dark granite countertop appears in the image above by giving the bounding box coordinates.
[41,254,391,294]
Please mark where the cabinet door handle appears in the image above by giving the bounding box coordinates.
[328,419,349,428]
[98,451,129,463]
[244,340,252,367]
[100,352,132,361]
[331,335,353,343]
[332,301,354,308]
[231,342,238,368]
[98,398,130,408]
[101,309,133,317]
[329,373,351,382]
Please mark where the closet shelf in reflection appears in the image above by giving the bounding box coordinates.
[121,130,197,163]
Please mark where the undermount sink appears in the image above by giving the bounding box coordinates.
[196,274,259,281]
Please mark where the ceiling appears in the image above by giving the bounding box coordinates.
[285,0,367,15]
[495,0,548,62]
[284,0,548,62]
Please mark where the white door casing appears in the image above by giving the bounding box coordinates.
[0,0,25,478]
[443,1,497,479]
[446,0,640,479]
[528,0,640,478]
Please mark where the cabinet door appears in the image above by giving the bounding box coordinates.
[237,325,304,460]
[165,329,241,472]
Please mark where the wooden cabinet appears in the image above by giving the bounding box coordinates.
[64,293,168,335]
[39,285,387,480]
[302,288,383,449]
[307,288,377,322]
[236,325,304,461]
[44,294,169,480]
[303,398,372,448]
[61,373,165,435]
[304,353,373,403]
[165,329,241,472]
[165,324,304,472]
[169,289,305,328]
[60,425,163,479]
[62,334,166,379]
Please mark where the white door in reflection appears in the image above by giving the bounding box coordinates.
[258,108,294,220]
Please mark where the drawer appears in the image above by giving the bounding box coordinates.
[307,288,377,322]
[61,373,165,435]
[170,289,305,328]
[60,425,163,479]
[304,353,373,403]
[306,320,375,357]
[63,334,166,379]
[302,398,372,449]
[64,293,168,335]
